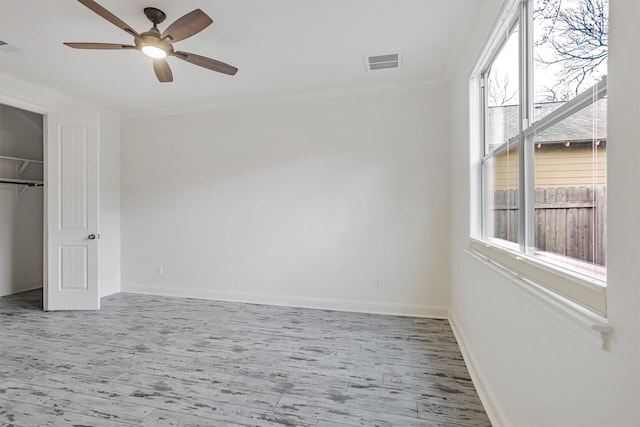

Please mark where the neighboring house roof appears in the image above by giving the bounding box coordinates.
[487,97,607,150]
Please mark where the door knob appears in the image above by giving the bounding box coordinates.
[88,234,96,240]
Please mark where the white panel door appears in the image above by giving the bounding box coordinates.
[45,113,100,310]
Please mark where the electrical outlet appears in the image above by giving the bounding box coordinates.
[156,266,164,277]
[375,279,381,289]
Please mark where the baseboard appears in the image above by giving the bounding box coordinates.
[0,282,42,297]
[121,283,449,319]
[99,289,121,298]
[449,311,511,427]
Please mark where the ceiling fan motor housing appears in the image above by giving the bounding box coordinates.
[136,27,174,57]
[143,7,166,25]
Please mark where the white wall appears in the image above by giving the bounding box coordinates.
[447,1,640,426]
[0,73,122,299]
[0,104,44,296]
[121,85,451,316]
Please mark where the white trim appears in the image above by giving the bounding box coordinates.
[122,79,445,120]
[99,288,120,298]
[449,311,512,427]
[121,283,449,319]
[0,282,42,298]
[469,0,521,78]
[0,94,51,115]
[0,72,111,114]
[465,248,613,350]
[469,238,607,317]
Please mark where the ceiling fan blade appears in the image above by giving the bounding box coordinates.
[153,59,174,82]
[77,0,140,38]
[174,51,238,76]
[161,9,213,43]
[64,42,135,50]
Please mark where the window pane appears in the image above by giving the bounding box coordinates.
[532,0,608,123]
[530,96,606,279]
[484,146,520,245]
[485,25,520,154]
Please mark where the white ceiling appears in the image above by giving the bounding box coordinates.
[0,0,475,115]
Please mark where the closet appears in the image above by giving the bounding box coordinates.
[0,103,44,297]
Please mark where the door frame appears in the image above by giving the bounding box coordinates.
[0,95,52,309]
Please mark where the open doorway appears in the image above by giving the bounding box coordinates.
[0,103,44,301]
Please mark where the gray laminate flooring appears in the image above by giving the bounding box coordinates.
[0,289,491,426]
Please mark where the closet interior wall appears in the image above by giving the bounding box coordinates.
[0,103,44,296]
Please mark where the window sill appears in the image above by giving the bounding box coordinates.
[467,238,612,350]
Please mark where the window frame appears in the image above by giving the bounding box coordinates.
[471,0,608,317]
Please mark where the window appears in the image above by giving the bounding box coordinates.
[472,0,608,317]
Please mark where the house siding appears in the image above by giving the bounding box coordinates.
[493,144,606,190]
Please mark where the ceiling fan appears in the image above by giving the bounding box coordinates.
[64,0,238,82]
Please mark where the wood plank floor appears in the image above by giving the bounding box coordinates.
[0,290,490,426]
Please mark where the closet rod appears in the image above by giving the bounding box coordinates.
[0,178,44,186]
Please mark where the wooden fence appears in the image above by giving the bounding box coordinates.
[493,186,606,266]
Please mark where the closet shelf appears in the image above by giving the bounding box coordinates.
[0,155,44,164]
[0,155,44,178]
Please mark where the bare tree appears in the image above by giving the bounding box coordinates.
[538,84,573,102]
[534,0,608,101]
[488,72,518,106]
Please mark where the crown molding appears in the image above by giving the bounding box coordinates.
[122,79,446,121]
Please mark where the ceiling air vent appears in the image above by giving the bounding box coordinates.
[366,53,400,71]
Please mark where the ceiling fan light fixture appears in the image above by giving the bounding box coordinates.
[141,44,166,59]
[64,1,238,82]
